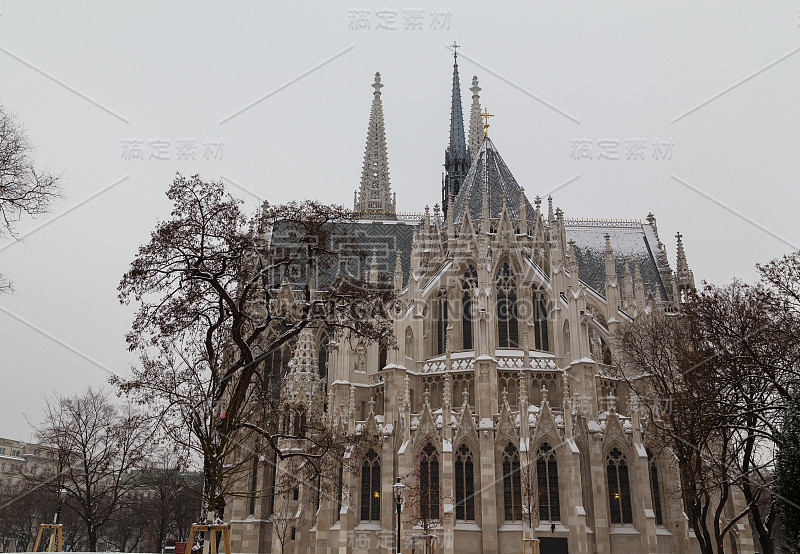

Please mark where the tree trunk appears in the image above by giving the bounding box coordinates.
[88,527,98,552]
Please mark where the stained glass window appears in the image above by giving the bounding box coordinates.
[533,285,550,352]
[536,442,560,521]
[420,443,440,521]
[502,442,522,520]
[360,449,381,521]
[436,289,448,355]
[648,449,663,526]
[455,444,475,520]
[607,448,633,524]
[497,263,519,348]
[462,265,477,350]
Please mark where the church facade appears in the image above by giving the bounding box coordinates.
[227,52,755,554]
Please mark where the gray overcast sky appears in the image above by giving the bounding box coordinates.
[1,1,798,440]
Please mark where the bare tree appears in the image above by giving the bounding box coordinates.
[269,467,310,554]
[0,105,61,291]
[399,432,449,552]
[30,388,155,552]
[115,174,396,526]
[0,483,52,552]
[616,308,749,554]
[135,451,203,552]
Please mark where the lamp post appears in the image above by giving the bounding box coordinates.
[392,477,405,554]
[56,488,66,524]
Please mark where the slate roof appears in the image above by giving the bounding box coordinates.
[451,137,534,224]
[567,223,669,301]
[269,220,414,290]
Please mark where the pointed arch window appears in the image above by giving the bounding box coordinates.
[532,285,550,352]
[496,263,519,348]
[378,345,388,371]
[455,444,475,520]
[318,334,329,380]
[267,449,277,516]
[293,406,307,437]
[607,448,633,524]
[648,449,664,525]
[360,449,381,521]
[436,289,449,355]
[420,443,440,521]
[336,463,343,521]
[462,265,478,350]
[502,442,522,521]
[536,442,561,521]
[249,452,259,516]
[263,335,296,395]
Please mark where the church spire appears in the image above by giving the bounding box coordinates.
[467,75,482,160]
[355,72,394,219]
[443,42,470,221]
[675,231,695,300]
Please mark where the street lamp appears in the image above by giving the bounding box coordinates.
[392,477,405,554]
[56,487,67,524]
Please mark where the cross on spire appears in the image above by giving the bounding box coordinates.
[450,41,460,61]
[480,107,495,138]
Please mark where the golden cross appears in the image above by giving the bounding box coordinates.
[480,107,495,138]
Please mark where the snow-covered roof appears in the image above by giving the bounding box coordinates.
[450,137,534,224]
[566,223,669,302]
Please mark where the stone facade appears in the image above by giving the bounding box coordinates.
[227,53,755,554]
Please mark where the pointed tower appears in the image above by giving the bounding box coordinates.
[355,72,394,219]
[675,232,695,301]
[442,44,470,220]
[467,75,482,160]
[449,136,534,225]
[283,327,323,408]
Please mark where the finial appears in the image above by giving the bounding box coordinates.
[676,231,683,243]
[369,396,375,415]
[502,387,508,405]
[423,387,431,408]
[463,387,469,407]
[450,41,461,63]
[470,75,480,94]
[541,385,548,404]
[480,107,495,138]
[372,72,383,94]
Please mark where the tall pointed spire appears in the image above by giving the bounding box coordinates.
[355,72,394,219]
[443,42,470,221]
[675,232,695,299]
[468,75,482,161]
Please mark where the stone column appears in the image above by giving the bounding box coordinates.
[562,442,590,553]
[589,433,611,554]
[476,357,499,554]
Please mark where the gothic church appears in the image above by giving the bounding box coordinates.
[227,50,755,554]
